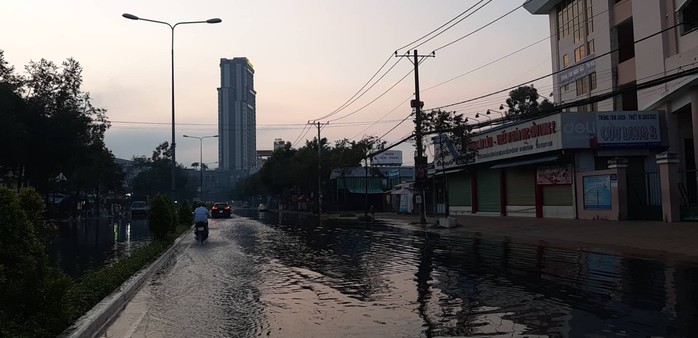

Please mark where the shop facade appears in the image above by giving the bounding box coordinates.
[431,110,668,220]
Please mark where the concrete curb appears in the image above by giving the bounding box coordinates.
[58,227,192,338]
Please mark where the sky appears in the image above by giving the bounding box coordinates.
[1,0,553,168]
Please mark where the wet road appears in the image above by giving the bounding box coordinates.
[102,212,698,337]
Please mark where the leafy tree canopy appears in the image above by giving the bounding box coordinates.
[504,84,554,118]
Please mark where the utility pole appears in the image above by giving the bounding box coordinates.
[309,121,328,215]
[396,49,434,225]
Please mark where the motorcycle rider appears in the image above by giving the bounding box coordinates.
[192,202,211,240]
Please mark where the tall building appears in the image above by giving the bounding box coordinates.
[273,138,286,151]
[218,57,256,172]
[522,0,698,221]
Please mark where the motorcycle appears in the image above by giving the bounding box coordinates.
[194,221,208,244]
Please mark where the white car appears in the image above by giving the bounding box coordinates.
[257,203,269,212]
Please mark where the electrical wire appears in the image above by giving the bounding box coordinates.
[410,0,494,51]
[395,0,488,52]
[427,22,683,111]
[433,1,528,52]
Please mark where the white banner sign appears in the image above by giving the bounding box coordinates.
[372,150,402,166]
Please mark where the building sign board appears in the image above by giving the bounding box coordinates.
[468,114,563,164]
[372,150,403,166]
[431,111,665,170]
[537,165,572,185]
[595,111,661,147]
[559,60,596,86]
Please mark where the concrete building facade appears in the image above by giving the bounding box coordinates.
[218,57,256,172]
[518,0,698,221]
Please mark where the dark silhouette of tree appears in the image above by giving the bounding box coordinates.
[504,85,554,119]
[131,142,193,199]
[0,51,124,216]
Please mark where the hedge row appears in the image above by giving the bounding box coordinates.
[0,189,191,337]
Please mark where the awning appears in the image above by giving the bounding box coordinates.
[489,155,559,169]
[431,167,465,176]
[388,187,416,195]
[347,186,385,194]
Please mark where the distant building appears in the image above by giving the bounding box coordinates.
[274,138,286,151]
[218,57,256,172]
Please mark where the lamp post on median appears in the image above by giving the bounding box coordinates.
[183,134,219,201]
[122,13,221,200]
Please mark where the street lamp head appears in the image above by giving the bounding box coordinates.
[183,134,191,138]
[206,18,222,24]
[122,13,139,20]
[475,113,480,118]
[213,135,219,137]
[499,104,504,110]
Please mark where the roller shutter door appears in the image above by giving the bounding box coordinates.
[477,169,500,212]
[448,172,471,206]
[505,167,535,206]
[543,184,573,206]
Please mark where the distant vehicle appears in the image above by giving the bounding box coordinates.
[211,202,232,218]
[257,203,269,212]
[130,201,149,218]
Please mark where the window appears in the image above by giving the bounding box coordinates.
[575,72,596,96]
[574,45,587,62]
[590,72,597,91]
[557,0,593,40]
[681,0,698,35]
[617,20,635,63]
[587,40,595,55]
[563,54,570,67]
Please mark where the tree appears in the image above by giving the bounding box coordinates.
[131,142,193,199]
[504,85,554,119]
[0,51,123,215]
[421,109,475,216]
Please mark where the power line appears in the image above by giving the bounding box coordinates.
[427,21,683,111]
[395,0,489,52]
[405,0,493,52]
[328,67,415,122]
[433,1,527,52]
[313,54,396,121]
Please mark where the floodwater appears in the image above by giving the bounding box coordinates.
[104,211,698,337]
[49,216,151,277]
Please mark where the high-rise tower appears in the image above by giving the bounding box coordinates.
[218,57,256,172]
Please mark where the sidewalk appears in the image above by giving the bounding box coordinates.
[375,212,698,264]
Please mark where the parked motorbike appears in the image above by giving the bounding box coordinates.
[194,221,208,244]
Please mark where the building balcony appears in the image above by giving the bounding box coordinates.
[617,57,637,86]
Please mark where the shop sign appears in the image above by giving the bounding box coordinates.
[468,115,562,164]
[372,150,403,166]
[583,175,612,210]
[596,112,661,147]
[537,165,572,185]
[559,60,596,86]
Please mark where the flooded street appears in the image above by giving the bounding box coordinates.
[103,212,698,337]
[49,217,152,277]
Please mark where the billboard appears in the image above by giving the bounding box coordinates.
[372,150,403,166]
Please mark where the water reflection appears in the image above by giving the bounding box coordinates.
[233,211,698,337]
[49,216,152,277]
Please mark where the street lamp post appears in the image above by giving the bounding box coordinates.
[183,134,219,201]
[122,13,221,200]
